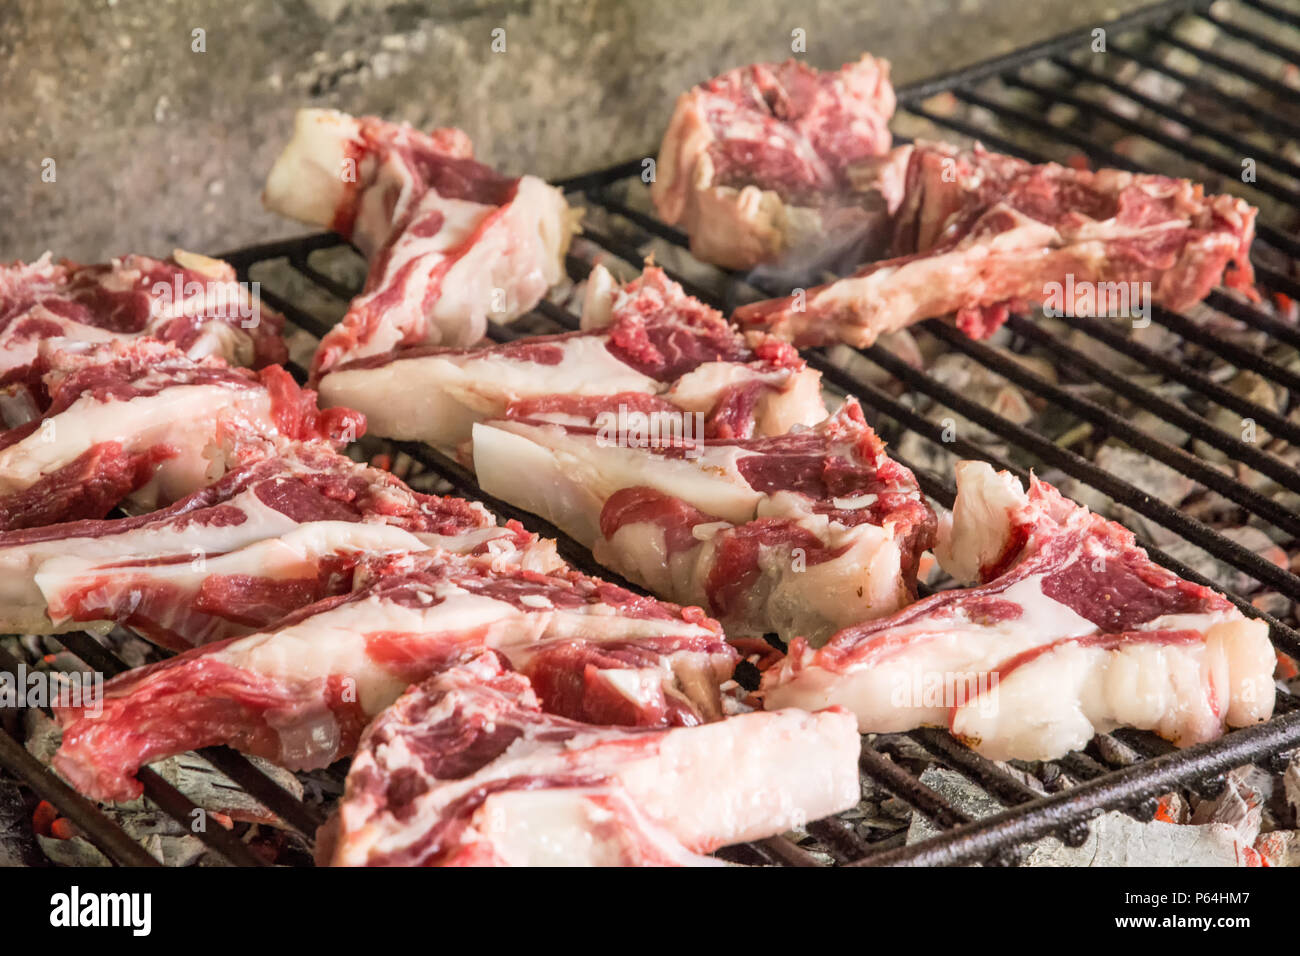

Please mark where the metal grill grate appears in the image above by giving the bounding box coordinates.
[4,0,1300,867]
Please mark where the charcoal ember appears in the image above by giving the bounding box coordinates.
[994,761,1050,797]
[1218,526,1290,593]
[1284,753,1300,822]
[896,429,962,479]
[836,796,908,840]
[1191,772,1264,846]
[38,834,110,867]
[39,826,210,867]
[879,796,916,822]
[1065,322,1180,376]
[1093,444,1197,507]
[1127,408,1190,448]
[1154,792,1191,825]
[1053,477,1114,518]
[1158,540,1251,595]
[91,807,211,866]
[1126,63,1184,110]
[1249,590,1291,621]
[95,626,158,670]
[926,353,1038,439]
[159,753,306,826]
[1225,764,1288,832]
[824,328,922,389]
[1093,733,1144,767]
[138,833,209,867]
[1254,830,1300,867]
[1196,372,1280,463]
[22,708,59,763]
[905,767,1013,855]
[0,777,42,866]
[1110,504,1187,550]
[1023,813,1260,866]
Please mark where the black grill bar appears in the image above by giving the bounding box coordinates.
[134,768,269,867]
[1152,27,1300,111]
[1202,6,1300,65]
[1050,55,1300,184]
[1204,289,1300,354]
[7,0,1300,869]
[887,0,1212,104]
[1108,40,1300,140]
[855,709,1300,867]
[1003,314,1300,496]
[1000,72,1300,209]
[0,701,161,868]
[858,744,975,832]
[1054,309,1300,449]
[923,320,1300,535]
[1247,0,1300,27]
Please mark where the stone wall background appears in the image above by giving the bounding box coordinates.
[0,0,1149,262]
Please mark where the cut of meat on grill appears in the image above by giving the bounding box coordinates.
[761,461,1277,762]
[316,264,827,448]
[262,109,577,379]
[652,54,896,270]
[472,398,935,644]
[734,141,1259,348]
[0,250,288,407]
[53,552,735,803]
[0,340,364,531]
[0,444,557,650]
[326,650,861,866]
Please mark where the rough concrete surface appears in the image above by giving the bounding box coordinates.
[0,0,1152,262]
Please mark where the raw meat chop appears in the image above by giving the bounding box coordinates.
[0,250,287,405]
[761,461,1276,761]
[734,141,1259,347]
[0,340,362,530]
[327,650,861,866]
[2,444,556,649]
[262,109,576,378]
[653,55,895,269]
[316,264,826,447]
[54,552,735,802]
[473,398,935,643]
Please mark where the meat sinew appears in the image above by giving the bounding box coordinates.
[317,264,826,448]
[734,141,1259,347]
[0,340,363,530]
[473,398,935,644]
[0,250,287,400]
[652,55,895,270]
[262,109,577,378]
[54,552,736,802]
[327,650,861,866]
[5,444,556,650]
[761,461,1276,761]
